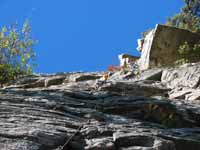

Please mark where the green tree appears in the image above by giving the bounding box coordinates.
[183,0,200,16]
[176,41,200,65]
[166,0,200,33]
[0,20,37,85]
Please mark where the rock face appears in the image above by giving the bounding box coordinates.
[0,68,200,150]
[137,29,155,71]
[161,63,200,89]
[137,24,200,70]
[161,63,200,102]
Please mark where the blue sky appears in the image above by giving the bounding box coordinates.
[0,0,183,73]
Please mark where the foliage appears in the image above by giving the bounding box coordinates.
[176,41,200,65]
[166,0,200,33]
[0,20,36,85]
[166,13,200,33]
[166,0,200,65]
[0,64,23,86]
[182,0,200,16]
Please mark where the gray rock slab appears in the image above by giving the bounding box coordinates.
[0,71,199,150]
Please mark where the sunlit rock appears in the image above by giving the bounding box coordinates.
[137,24,200,70]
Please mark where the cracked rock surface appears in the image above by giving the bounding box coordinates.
[0,67,200,150]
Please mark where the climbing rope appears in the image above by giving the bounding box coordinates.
[58,119,91,150]
[58,124,84,150]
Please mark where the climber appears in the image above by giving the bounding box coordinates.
[103,73,109,81]
[94,72,111,89]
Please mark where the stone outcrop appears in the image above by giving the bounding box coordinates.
[118,53,139,68]
[138,68,163,81]
[1,23,200,150]
[161,63,200,89]
[137,24,200,70]
[0,68,200,150]
[100,80,169,97]
[160,62,200,102]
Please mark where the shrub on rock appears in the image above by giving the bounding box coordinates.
[0,20,37,86]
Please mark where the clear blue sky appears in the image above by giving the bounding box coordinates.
[0,0,183,73]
